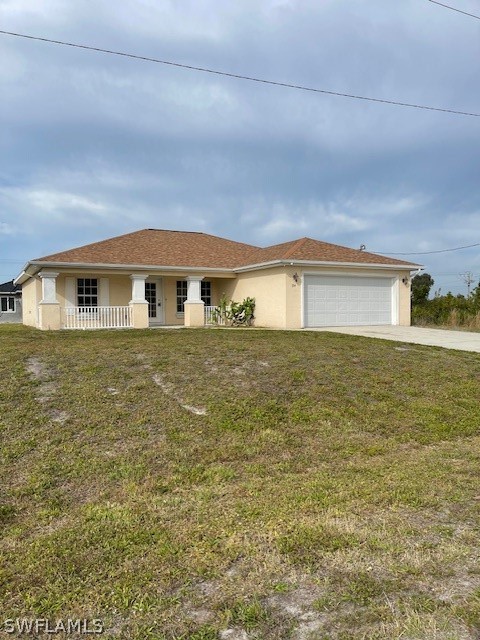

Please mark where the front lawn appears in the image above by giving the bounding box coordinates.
[1,325,480,639]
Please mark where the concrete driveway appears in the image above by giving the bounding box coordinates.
[308,325,480,353]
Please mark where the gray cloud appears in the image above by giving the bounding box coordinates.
[1,0,479,293]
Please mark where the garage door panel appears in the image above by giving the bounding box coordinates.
[305,275,394,327]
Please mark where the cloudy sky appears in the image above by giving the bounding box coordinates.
[1,0,479,294]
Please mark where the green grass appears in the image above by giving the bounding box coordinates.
[1,324,480,639]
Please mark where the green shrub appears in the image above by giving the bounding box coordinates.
[412,290,480,329]
[213,295,255,326]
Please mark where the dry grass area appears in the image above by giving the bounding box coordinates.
[444,310,480,332]
[1,325,480,639]
[412,309,480,332]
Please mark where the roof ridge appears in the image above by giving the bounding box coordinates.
[285,236,401,260]
[144,229,261,249]
[282,237,309,259]
[145,228,204,234]
[299,236,375,256]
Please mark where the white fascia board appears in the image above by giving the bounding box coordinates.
[13,271,28,286]
[234,259,421,273]
[14,264,40,285]
[25,261,236,277]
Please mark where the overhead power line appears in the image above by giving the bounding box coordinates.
[439,272,477,276]
[376,241,480,256]
[427,0,480,20]
[1,30,480,118]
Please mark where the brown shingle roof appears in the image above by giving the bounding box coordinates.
[236,237,417,267]
[35,229,418,269]
[36,229,261,270]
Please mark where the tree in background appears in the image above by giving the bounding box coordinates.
[472,280,480,307]
[411,275,480,329]
[411,273,434,305]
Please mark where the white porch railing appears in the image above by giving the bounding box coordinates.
[205,305,225,326]
[63,306,133,330]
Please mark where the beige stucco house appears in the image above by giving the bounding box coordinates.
[14,229,420,331]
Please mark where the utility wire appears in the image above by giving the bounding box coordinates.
[1,30,479,117]
[436,271,477,275]
[427,0,480,20]
[375,242,480,255]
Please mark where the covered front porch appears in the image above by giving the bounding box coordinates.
[34,270,233,330]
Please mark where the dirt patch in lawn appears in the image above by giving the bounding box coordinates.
[152,372,207,415]
[26,356,57,403]
[26,356,70,423]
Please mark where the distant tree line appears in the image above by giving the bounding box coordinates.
[411,273,480,329]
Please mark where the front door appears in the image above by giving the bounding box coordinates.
[145,279,164,326]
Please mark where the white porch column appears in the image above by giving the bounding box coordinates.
[186,275,204,302]
[38,271,61,330]
[130,273,147,303]
[39,271,59,303]
[129,274,149,329]
[184,276,205,327]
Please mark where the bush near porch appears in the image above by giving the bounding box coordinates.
[1,325,480,639]
[212,295,255,327]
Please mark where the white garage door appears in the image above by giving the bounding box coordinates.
[304,275,394,327]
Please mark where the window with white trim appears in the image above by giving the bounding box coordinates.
[176,280,212,313]
[176,281,187,313]
[201,281,212,306]
[77,278,98,307]
[0,296,15,313]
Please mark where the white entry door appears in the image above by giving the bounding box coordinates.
[145,278,164,325]
[304,275,394,327]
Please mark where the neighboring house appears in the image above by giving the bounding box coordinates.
[14,229,420,331]
[0,280,22,324]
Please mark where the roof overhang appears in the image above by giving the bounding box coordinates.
[14,257,423,284]
[14,261,237,283]
[234,259,422,273]
[14,263,41,286]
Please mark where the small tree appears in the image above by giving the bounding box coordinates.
[411,273,434,305]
